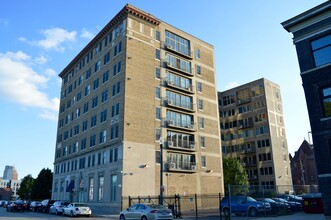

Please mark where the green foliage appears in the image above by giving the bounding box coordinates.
[17,174,35,200]
[30,168,53,200]
[223,157,249,195]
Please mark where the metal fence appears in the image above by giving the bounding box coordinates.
[124,184,319,219]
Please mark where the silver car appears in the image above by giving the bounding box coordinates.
[120,204,173,220]
[63,203,92,217]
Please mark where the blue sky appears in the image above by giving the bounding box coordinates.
[0,0,325,179]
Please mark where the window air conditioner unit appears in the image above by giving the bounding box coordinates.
[190,144,195,149]
[191,165,197,170]
[167,100,174,105]
[168,120,174,125]
[170,162,176,169]
[166,62,171,66]
[166,44,172,49]
[168,141,173,147]
[241,162,246,166]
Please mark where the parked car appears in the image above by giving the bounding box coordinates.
[6,201,26,212]
[41,199,56,213]
[49,200,69,215]
[272,198,302,211]
[256,198,291,213]
[278,194,304,205]
[120,203,173,220]
[63,203,92,217]
[29,201,42,212]
[220,196,271,217]
[0,200,6,207]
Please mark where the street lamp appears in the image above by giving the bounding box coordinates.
[159,137,164,205]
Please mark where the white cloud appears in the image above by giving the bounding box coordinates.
[37,27,77,52]
[224,81,239,90]
[0,51,59,119]
[80,28,94,40]
[35,54,48,65]
[39,109,59,121]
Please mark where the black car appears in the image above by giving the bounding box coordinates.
[30,201,42,212]
[256,198,291,213]
[273,198,302,211]
[6,201,26,212]
[277,194,304,205]
[41,199,56,213]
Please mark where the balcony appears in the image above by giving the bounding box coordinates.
[164,79,194,94]
[167,161,197,172]
[166,119,196,132]
[164,98,195,112]
[240,147,256,154]
[236,98,251,105]
[167,140,196,151]
[241,162,257,167]
[249,175,258,180]
[163,42,193,60]
[164,61,193,76]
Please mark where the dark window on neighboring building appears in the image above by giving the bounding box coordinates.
[311,34,331,67]
[322,86,331,117]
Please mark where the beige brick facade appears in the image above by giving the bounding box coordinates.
[52,4,223,213]
[219,78,293,192]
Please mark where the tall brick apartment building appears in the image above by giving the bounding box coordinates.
[218,78,293,192]
[52,4,223,213]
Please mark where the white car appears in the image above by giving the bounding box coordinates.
[120,204,173,220]
[63,203,92,217]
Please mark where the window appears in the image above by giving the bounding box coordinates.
[104,52,110,65]
[199,117,204,129]
[100,110,107,123]
[198,82,202,92]
[201,156,206,167]
[155,49,160,60]
[311,34,331,67]
[195,48,200,59]
[155,67,160,79]
[200,136,206,148]
[76,91,82,102]
[166,54,191,74]
[165,31,190,56]
[140,23,144,33]
[92,96,98,108]
[82,120,88,131]
[155,128,161,141]
[103,71,109,83]
[89,177,94,201]
[155,87,160,99]
[83,102,89,113]
[111,175,117,201]
[93,78,99,90]
[90,134,96,147]
[322,86,331,117]
[155,30,160,41]
[101,89,108,103]
[198,99,203,110]
[86,68,91,79]
[91,115,97,127]
[98,176,104,201]
[85,85,90,96]
[94,60,101,73]
[155,107,161,120]
[99,130,107,144]
[196,65,201,75]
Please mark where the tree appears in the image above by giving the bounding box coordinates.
[17,174,35,200]
[223,157,249,195]
[31,168,53,200]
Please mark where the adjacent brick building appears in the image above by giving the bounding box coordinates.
[282,1,331,217]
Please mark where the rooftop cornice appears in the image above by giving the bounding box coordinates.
[59,4,160,78]
[282,1,331,33]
